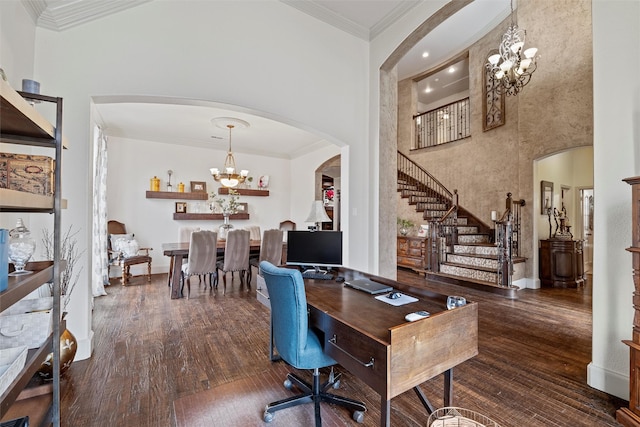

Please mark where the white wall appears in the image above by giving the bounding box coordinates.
[22,0,369,360]
[589,0,640,400]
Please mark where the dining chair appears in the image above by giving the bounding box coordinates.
[249,229,283,279]
[167,226,201,287]
[260,261,366,425]
[214,229,250,293]
[180,230,218,298]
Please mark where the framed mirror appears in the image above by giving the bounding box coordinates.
[541,180,553,214]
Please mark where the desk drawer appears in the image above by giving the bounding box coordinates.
[318,312,388,396]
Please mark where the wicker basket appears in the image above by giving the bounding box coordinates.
[428,407,501,427]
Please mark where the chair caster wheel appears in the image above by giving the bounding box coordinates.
[263,410,274,423]
[353,410,365,423]
[283,378,293,389]
[332,379,341,389]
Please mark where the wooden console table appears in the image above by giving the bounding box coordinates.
[539,239,585,288]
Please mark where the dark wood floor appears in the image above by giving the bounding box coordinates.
[60,269,625,426]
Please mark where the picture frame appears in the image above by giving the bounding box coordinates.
[175,202,187,213]
[236,202,248,213]
[190,181,206,193]
[541,180,553,214]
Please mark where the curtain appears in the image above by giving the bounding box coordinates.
[92,125,109,297]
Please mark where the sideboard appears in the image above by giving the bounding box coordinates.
[539,239,585,288]
[397,235,428,272]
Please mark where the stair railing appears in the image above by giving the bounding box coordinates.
[427,191,458,272]
[398,151,459,272]
[495,193,526,287]
[397,151,452,201]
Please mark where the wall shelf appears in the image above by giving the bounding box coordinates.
[217,188,269,197]
[145,191,207,200]
[173,213,250,221]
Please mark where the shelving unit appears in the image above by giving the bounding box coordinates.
[145,191,207,200]
[173,213,250,221]
[0,79,64,426]
[217,187,269,197]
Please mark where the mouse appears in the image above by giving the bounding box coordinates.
[335,276,345,282]
[387,292,402,300]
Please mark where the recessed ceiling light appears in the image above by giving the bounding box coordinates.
[448,67,456,73]
[422,52,429,58]
[425,87,432,93]
[435,78,439,82]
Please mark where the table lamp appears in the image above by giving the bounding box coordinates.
[305,200,331,231]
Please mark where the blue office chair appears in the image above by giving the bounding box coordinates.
[260,261,366,425]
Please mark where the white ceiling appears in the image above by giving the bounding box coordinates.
[21,0,510,159]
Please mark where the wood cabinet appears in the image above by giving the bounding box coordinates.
[538,239,585,288]
[617,176,640,427]
[397,236,428,271]
[0,80,64,426]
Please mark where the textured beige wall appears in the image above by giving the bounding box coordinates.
[398,0,593,280]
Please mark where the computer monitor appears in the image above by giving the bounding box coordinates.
[286,230,342,273]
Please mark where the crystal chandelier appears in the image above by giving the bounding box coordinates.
[486,0,538,96]
[210,118,249,188]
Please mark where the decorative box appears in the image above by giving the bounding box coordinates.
[0,152,54,196]
[0,346,28,397]
[0,297,53,350]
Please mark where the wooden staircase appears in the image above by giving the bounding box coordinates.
[397,153,523,298]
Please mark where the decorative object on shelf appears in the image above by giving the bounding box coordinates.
[323,186,335,206]
[175,202,187,213]
[41,225,84,311]
[212,189,240,239]
[0,67,7,82]
[258,175,269,190]
[210,117,250,188]
[190,180,207,193]
[0,152,55,196]
[305,200,331,231]
[150,175,160,192]
[397,218,415,236]
[37,328,77,379]
[485,0,538,96]
[8,218,36,276]
[236,202,248,213]
[21,79,41,106]
[167,169,173,192]
[178,182,185,192]
[552,207,573,240]
[38,226,84,378]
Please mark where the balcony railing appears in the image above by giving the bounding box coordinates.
[413,97,470,149]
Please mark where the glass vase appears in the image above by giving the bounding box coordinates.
[8,218,36,276]
[219,214,234,240]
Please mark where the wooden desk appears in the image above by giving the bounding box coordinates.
[162,240,261,299]
[266,268,479,426]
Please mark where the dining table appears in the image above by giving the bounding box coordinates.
[163,240,262,299]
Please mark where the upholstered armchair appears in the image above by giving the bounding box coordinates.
[107,220,152,285]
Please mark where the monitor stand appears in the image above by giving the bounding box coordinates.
[302,266,329,276]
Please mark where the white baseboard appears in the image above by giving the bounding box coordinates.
[587,361,629,400]
[74,329,94,361]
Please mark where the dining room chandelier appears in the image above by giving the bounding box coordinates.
[210,118,249,188]
[486,0,538,96]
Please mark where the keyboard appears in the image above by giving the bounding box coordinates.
[302,271,334,280]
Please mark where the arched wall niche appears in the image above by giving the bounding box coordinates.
[314,154,341,230]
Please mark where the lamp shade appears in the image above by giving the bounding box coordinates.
[305,201,331,223]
